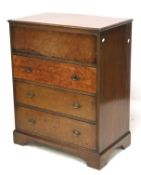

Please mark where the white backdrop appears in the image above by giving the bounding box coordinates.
[0,0,141,174]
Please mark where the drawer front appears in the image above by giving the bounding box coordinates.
[11,25,97,64]
[15,106,96,149]
[13,55,96,93]
[15,81,96,122]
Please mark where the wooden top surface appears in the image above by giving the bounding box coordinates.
[10,12,132,30]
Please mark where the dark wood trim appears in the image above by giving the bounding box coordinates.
[9,23,17,131]
[96,32,101,152]
[87,131,131,169]
[12,50,97,68]
[8,19,133,33]
[9,21,99,36]
[13,130,131,169]
[100,131,130,155]
[125,23,132,113]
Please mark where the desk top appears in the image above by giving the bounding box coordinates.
[10,12,132,31]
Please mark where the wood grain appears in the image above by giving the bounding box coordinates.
[13,55,96,93]
[11,25,97,64]
[97,24,131,152]
[9,13,132,169]
[13,130,131,169]
[15,105,96,149]
[15,80,96,122]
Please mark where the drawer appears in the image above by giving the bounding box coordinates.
[15,106,96,149]
[11,25,97,64]
[15,81,96,122]
[13,55,96,93]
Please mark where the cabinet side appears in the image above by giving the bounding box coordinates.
[8,22,17,136]
[98,23,132,152]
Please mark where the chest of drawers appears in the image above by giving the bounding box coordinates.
[9,13,132,169]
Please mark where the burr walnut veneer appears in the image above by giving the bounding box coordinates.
[9,13,132,169]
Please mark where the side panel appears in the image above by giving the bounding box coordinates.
[98,24,132,152]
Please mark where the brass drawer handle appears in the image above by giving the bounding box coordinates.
[73,103,81,109]
[71,74,80,81]
[25,67,32,73]
[28,118,36,125]
[27,91,35,98]
[72,130,81,136]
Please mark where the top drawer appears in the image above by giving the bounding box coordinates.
[11,25,97,64]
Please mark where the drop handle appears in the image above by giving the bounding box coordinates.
[73,103,81,109]
[25,67,32,73]
[28,118,36,125]
[72,130,81,136]
[27,91,35,98]
[71,74,80,81]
